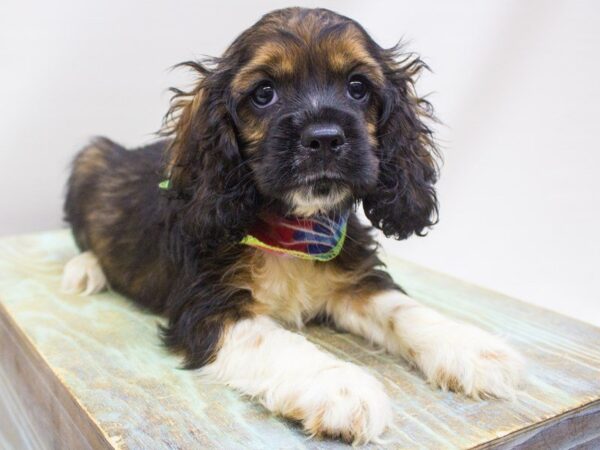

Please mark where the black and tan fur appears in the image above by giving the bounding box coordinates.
[64,8,438,370]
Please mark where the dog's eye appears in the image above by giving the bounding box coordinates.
[347,76,368,100]
[251,82,278,108]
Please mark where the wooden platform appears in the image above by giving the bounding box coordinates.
[1,230,599,449]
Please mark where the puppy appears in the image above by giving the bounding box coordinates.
[62,8,522,445]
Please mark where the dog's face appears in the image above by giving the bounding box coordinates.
[165,8,438,248]
[231,14,384,216]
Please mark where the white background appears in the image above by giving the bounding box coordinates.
[1,0,598,325]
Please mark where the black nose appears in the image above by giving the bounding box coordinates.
[301,124,345,152]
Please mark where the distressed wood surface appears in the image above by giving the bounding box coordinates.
[0,230,599,449]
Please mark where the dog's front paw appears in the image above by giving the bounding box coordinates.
[283,363,392,445]
[416,323,524,399]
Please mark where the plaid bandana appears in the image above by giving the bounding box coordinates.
[159,178,348,261]
[241,212,349,262]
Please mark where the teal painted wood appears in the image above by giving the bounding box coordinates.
[0,230,599,449]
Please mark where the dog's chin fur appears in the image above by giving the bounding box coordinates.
[61,7,523,445]
[287,185,352,217]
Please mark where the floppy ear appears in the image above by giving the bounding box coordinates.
[363,47,439,240]
[163,60,258,250]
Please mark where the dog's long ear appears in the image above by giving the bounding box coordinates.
[163,60,258,250]
[363,46,439,240]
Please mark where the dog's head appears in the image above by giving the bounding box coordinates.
[165,8,439,248]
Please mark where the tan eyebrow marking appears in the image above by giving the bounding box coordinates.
[232,41,301,93]
[317,27,385,84]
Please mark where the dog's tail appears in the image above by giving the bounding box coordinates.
[64,137,125,251]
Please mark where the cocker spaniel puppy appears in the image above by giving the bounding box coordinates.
[62,8,522,444]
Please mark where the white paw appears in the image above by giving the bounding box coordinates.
[280,363,392,445]
[61,251,107,295]
[416,322,524,399]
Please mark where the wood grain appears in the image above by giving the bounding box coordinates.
[0,302,113,450]
[0,230,599,449]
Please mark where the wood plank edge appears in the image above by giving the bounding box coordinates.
[471,399,600,449]
[0,301,116,449]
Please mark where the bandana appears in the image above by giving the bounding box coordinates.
[241,212,349,261]
[159,179,348,261]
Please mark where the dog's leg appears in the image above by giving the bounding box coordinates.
[202,315,392,444]
[61,251,107,295]
[326,290,523,399]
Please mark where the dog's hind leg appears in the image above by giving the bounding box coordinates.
[61,251,107,295]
